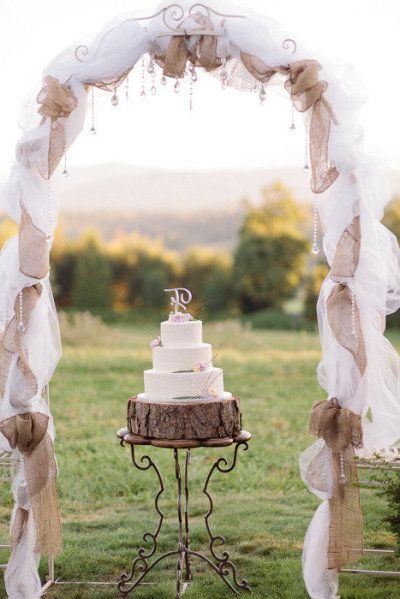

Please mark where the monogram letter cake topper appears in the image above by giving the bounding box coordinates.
[164,287,194,322]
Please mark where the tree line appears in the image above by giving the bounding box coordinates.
[1,182,399,324]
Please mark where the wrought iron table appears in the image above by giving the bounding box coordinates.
[116,428,252,598]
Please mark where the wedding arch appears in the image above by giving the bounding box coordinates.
[1,1,400,598]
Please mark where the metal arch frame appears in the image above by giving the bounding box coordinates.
[118,441,251,597]
[75,3,297,62]
[75,3,246,62]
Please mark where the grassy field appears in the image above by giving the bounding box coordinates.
[1,318,400,598]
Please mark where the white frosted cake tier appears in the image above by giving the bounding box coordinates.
[160,320,202,348]
[144,367,225,400]
[152,343,212,372]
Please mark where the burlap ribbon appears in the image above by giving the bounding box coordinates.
[241,54,338,194]
[0,412,62,556]
[19,206,50,279]
[309,398,363,570]
[36,75,77,179]
[0,285,42,407]
[331,216,361,279]
[327,284,366,375]
[159,14,222,78]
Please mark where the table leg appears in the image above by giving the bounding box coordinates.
[174,448,185,598]
[202,441,251,593]
[183,450,192,582]
[118,445,167,595]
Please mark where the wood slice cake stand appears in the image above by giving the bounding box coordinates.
[117,395,251,598]
[127,395,242,441]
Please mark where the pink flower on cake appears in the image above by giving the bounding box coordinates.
[150,336,162,349]
[169,312,193,323]
[194,361,209,372]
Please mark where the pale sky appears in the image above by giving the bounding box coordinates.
[1,0,399,176]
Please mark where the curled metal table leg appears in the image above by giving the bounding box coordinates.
[202,441,251,593]
[118,445,166,595]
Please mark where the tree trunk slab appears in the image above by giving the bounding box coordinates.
[127,395,242,440]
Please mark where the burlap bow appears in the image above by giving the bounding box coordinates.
[160,13,222,78]
[36,75,77,179]
[241,54,338,194]
[309,398,363,570]
[0,412,62,556]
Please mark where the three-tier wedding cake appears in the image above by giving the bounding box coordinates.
[128,288,242,441]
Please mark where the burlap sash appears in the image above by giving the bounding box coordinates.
[0,285,42,407]
[327,284,366,375]
[0,413,62,556]
[331,216,361,279]
[160,14,221,78]
[36,75,77,179]
[241,54,338,194]
[19,206,50,279]
[309,398,363,570]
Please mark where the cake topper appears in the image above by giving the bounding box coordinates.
[164,287,193,322]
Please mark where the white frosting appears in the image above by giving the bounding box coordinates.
[160,320,202,348]
[144,367,224,399]
[152,343,212,372]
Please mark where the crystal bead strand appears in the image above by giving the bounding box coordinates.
[147,56,157,95]
[303,122,310,172]
[351,286,358,338]
[311,195,320,255]
[17,291,25,333]
[46,181,53,244]
[125,76,129,101]
[62,132,69,177]
[140,57,146,97]
[188,63,197,110]
[339,452,346,484]
[90,88,96,134]
[290,103,296,130]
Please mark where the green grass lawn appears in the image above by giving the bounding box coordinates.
[1,320,400,598]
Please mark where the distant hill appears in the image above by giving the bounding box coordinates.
[1,164,399,215]
[52,164,313,213]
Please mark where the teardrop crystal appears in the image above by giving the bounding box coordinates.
[62,168,69,177]
[174,79,180,94]
[161,76,167,86]
[303,164,310,173]
[151,85,157,96]
[311,244,320,255]
[111,93,119,107]
[259,86,266,104]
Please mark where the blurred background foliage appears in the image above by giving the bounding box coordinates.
[2,181,400,329]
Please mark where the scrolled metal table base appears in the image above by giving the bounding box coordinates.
[117,434,251,598]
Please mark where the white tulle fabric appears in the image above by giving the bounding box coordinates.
[1,1,399,597]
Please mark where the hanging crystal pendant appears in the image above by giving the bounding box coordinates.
[311,195,320,255]
[259,86,266,104]
[151,84,157,95]
[111,88,119,107]
[290,103,296,130]
[90,88,96,134]
[147,56,155,75]
[62,152,69,177]
[174,77,181,93]
[161,76,167,86]
[125,77,129,101]
[304,125,310,171]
